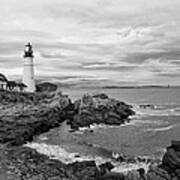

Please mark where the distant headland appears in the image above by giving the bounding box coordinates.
[103,85,180,89]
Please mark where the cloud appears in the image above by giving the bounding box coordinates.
[0,0,180,85]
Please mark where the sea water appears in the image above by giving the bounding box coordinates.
[26,87,180,172]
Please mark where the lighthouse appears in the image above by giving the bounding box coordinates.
[22,42,36,92]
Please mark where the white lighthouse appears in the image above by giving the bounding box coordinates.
[22,42,36,92]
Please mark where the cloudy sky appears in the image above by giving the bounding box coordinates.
[0,0,180,86]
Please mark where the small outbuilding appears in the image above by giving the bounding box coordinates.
[0,73,28,92]
[0,73,8,90]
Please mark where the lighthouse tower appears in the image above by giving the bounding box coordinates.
[22,42,36,92]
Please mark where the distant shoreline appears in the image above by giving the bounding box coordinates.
[102,85,180,89]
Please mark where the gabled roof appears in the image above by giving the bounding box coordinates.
[16,82,27,87]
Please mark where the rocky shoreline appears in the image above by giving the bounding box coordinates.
[0,88,179,179]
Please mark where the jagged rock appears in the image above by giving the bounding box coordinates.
[69,93,135,129]
[125,170,141,180]
[161,140,180,179]
[5,146,76,180]
[101,172,125,180]
[99,162,114,171]
[67,161,100,180]
[4,145,107,180]
[99,162,114,176]
[0,90,73,145]
[139,141,180,180]
[146,165,171,180]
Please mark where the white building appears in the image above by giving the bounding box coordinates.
[0,73,8,90]
[22,42,36,92]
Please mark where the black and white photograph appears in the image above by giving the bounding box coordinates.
[0,0,179,179]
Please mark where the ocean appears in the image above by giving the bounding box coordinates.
[26,87,180,172]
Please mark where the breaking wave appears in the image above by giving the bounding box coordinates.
[78,124,121,132]
[25,142,111,165]
[133,104,180,117]
[145,123,180,132]
[25,142,154,173]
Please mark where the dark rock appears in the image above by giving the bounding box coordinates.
[137,168,146,180]
[92,93,109,99]
[36,82,58,92]
[144,141,180,180]
[101,172,125,180]
[125,170,141,180]
[69,93,135,129]
[139,104,155,109]
[0,144,109,180]
[5,146,75,180]
[146,165,171,180]
[99,162,114,176]
[171,140,180,151]
[0,90,73,146]
[162,140,180,179]
[67,161,100,180]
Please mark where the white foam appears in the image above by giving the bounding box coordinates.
[145,123,180,132]
[78,124,121,131]
[24,142,111,165]
[24,143,149,173]
[133,106,180,117]
[112,162,150,174]
[77,119,167,131]
[38,135,48,141]
[25,142,153,174]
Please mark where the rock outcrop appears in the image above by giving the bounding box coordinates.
[0,90,73,146]
[3,146,105,180]
[1,145,119,180]
[0,90,101,179]
[121,141,180,180]
[142,141,180,180]
[69,93,135,129]
[36,82,58,92]
[162,140,180,179]
[146,165,171,180]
